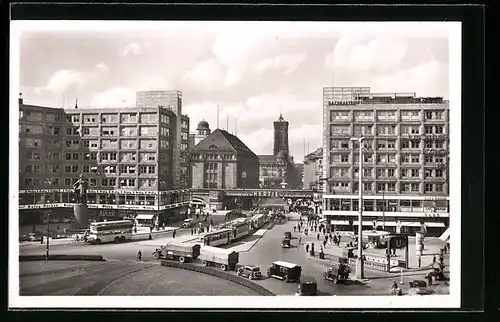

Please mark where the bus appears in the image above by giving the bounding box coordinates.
[87,220,134,244]
[198,229,232,247]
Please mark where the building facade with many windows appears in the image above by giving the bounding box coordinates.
[322,88,450,235]
[18,95,191,225]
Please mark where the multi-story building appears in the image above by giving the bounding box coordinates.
[258,114,301,189]
[136,90,190,189]
[303,148,323,191]
[322,89,450,236]
[18,95,191,225]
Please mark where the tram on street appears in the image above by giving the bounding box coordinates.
[87,220,134,244]
[197,229,232,246]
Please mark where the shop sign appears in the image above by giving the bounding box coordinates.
[424,197,448,201]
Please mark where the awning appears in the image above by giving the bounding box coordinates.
[426,222,446,228]
[353,221,377,226]
[259,198,288,208]
[330,220,349,225]
[400,222,422,227]
[439,228,450,241]
[136,214,155,220]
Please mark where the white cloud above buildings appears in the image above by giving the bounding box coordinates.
[17,21,453,160]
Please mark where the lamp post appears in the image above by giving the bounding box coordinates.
[44,211,51,260]
[351,137,365,280]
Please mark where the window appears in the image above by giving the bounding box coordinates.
[363,154,373,163]
[363,169,372,177]
[425,141,433,149]
[65,178,72,186]
[435,169,443,177]
[102,128,117,136]
[387,183,396,192]
[104,166,117,174]
[401,169,409,177]
[435,125,444,134]
[377,183,386,192]
[160,140,169,148]
[120,178,136,187]
[435,183,443,192]
[160,114,170,124]
[425,183,433,192]
[83,128,90,135]
[402,183,411,192]
[425,126,433,134]
[425,169,432,178]
[411,155,420,163]
[102,178,117,187]
[340,155,349,163]
[411,183,419,192]
[411,169,419,177]
[121,113,137,123]
[401,154,410,163]
[83,165,90,173]
[387,169,395,177]
[161,127,171,137]
[363,182,372,192]
[435,141,444,149]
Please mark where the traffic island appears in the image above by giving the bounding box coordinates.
[19,255,106,261]
[160,260,275,296]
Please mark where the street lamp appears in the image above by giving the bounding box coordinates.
[350,136,365,280]
[44,210,51,260]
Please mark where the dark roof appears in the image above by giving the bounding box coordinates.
[196,120,210,130]
[192,129,258,159]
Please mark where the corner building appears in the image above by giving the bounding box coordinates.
[322,88,450,236]
[18,95,191,225]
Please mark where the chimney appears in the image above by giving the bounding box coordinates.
[19,93,23,105]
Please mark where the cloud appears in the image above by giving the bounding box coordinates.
[224,67,242,86]
[135,76,172,91]
[90,87,136,108]
[327,34,408,72]
[255,53,307,74]
[371,59,448,98]
[95,63,109,72]
[182,58,225,89]
[120,42,143,56]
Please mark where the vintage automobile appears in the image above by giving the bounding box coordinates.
[284,231,292,239]
[295,276,317,296]
[323,260,350,284]
[267,261,302,283]
[237,265,262,280]
[282,238,291,248]
[408,280,432,295]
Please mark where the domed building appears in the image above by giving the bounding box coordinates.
[191,120,212,146]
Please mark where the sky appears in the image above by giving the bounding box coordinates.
[16,21,453,162]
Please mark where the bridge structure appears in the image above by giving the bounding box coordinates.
[190,188,319,211]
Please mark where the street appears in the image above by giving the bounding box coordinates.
[19,212,450,296]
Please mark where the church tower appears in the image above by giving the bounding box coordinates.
[273,113,289,157]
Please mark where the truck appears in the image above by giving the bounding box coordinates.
[153,242,201,263]
[198,245,239,271]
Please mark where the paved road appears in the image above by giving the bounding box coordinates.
[19,260,260,296]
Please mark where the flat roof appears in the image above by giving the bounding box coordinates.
[273,261,301,269]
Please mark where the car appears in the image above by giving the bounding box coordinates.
[323,261,350,284]
[284,231,292,239]
[295,276,317,296]
[237,265,262,280]
[28,232,42,242]
[182,218,194,228]
[267,261,301,283]
[408,280,432,295]
[282,238,291,248]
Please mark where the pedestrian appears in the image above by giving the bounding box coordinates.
[323,240,327,249]
[210,219,214,226]
[392,248,396,257]
[293,226,296,232]
[137,250,142,261]
[426,273,433,286]
[447,242,450,252]
[299,236,302,245]
[333,235,337,246]
[172,229,176,239]
[418,255,422,268]
[439,254,444,265]
[306,244,310,253]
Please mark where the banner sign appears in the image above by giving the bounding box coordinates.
[19,201,190,211]
[19,189,192,196]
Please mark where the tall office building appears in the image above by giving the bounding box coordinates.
[18,95,191,224]
[136,90,190,189]
[322,88,450,235]
[273,114,289,156]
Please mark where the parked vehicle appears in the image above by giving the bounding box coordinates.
[267,261,302,282]
[282,238,291,248]
[153,242,201,263]
[199,245,239,271]
[408,280,432,295]
[295,276,317,296]
[284,231,292,239]
[323,260,350,284]
[28,232,43,242]
[237,265,262,280]
[182,218,194,228]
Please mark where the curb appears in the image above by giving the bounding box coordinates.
[19,254,106,261]
[237,222,275,253]
[160,260,275,296]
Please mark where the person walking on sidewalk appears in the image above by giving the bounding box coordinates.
[323,239,327,249]
[298,236,302,245]
[305,243,310,253]
[418,255,422,268]
[172,229,176,239]
[432,255,436,263]
[317,233,320,240]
